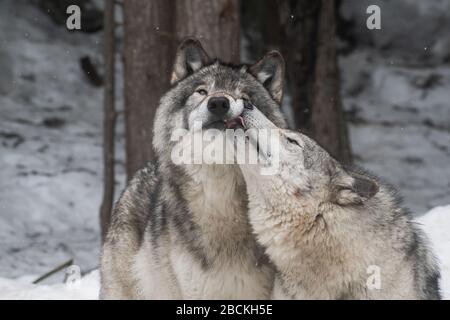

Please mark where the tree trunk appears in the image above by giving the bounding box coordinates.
[100,0,116,242]
[277,0,352,163]
[175,0,240,63]
[310,0,352,164]
[123,0,176,178]
[277,0,320,130]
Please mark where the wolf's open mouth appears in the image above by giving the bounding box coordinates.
[224,116,245,129]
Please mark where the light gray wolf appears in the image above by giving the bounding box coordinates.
[237,107,441,300]
[100,38,287,299]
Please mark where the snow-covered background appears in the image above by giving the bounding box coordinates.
[0,0,126,283]
[0,0,449,299]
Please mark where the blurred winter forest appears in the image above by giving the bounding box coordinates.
[0,0,450,287]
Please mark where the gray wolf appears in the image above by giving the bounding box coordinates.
[100,38,287,299]
[238,107,441,299]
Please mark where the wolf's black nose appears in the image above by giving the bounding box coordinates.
[207,97,230,116]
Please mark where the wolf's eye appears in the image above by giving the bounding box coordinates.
[287,137,300,147]
[196,89,208,96]
[242,97,254,110]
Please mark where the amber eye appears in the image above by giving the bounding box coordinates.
[196,89,208,96]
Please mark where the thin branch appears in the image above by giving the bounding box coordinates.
[100,0,117,242]
[32,259,73,284]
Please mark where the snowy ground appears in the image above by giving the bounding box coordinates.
[417,206,450,300]
[0,270,100,300]
[0,0,449,299]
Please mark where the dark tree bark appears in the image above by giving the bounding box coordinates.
[277,0,319,129]
[123,0,176,178]
[175,0,240,63]
[276,0,352,163]
[100,0,116,242]
[310,0,352,164]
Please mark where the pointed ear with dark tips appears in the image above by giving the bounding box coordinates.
[334,171,379,206]
[250,51,285,104]
[171,38,210,84]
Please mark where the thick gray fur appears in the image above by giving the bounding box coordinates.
[100,38,287,299]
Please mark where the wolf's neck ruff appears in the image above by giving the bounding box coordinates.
[183,165,251,242]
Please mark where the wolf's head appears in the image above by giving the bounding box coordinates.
[240,107,379,209]
[153,38,287,169]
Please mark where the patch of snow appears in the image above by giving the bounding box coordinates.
[417,205,450,300]
[0,270,99,300]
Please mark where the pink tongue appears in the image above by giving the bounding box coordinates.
[225,116,245,129]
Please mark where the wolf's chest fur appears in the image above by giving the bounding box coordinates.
[185,166,250,247]
[171,165,274,299]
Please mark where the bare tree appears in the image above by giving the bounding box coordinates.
[310,0,352,164]
[175,0,240,63]
[281,0,351,163]
[123,0,176,178]
[247,0,352,163]
[100,0,116,241]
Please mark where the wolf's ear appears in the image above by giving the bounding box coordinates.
[333,170,379,206]
[171,38,210,84]
[250,51,285,104]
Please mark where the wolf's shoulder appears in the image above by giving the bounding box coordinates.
[108,161,160,240]
[128,162,159,189]
[117,161,160,215]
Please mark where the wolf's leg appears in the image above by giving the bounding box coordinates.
[133,233,182,299]
[100,242,141,299]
